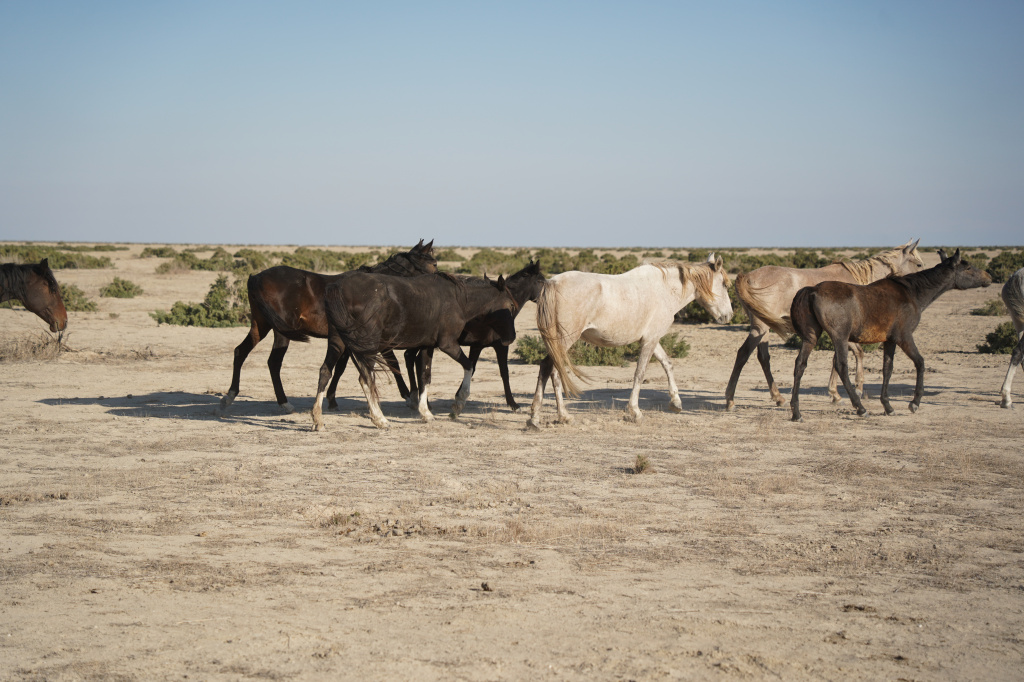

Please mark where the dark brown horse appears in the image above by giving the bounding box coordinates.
[220,240,436,414]
[403,260,546,416]
[790,249,991,422]
[0,259,68,335]
[311,272,518,430]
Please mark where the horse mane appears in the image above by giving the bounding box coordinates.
[0,262,61,301]
[835,246,918,285]
[887,258,953,294]
[660,260,726,301]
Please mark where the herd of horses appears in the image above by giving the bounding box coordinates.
[4,242,1024,424]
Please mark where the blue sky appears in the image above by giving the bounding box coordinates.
[1,1,1021,248]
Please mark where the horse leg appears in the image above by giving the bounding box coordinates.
[999,330,1024,408]
[416,347,435,422]
[267,332,294,414]
[851,342,869,399]
[435,342,476,419]
[551,364,572,425]
[880,340,897,415]
[754,339,785,406]
[833,338,866,416]
[221,318,266,413]
[450,345,483,419]
[404,349,419,409]
[625,340,659,423]
[897,336,926,413]
[652,343,684,413]
[311,337,343,431]
[790,334,816,422]
[527,355,554,429]
[326,349,349,411]
[725,327,765,410]
[494,344,519,412]
[356,365,389,429]
[383,349,410,400]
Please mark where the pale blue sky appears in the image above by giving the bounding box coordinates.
[1,1,1021,247]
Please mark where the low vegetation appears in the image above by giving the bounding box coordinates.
[99,277,144,298]
[985,249,1024,283]
[514,333,689,367]
[0,331,70,362]
[977,322,1020,354]
[0,244,112,269]
[970,299,1008,316]
[60,283,98,312]
[150,275,250,327]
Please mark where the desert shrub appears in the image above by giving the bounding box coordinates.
[632,453,651,474]
[0,244,112,269]
[971,299,1008,316]
[56,243,128,252]
[964,252,989,270]
[150,275,250,327]
[60,283,98,312]
[784,332,878,353]
[591,253,640,275]
[986,250,1024,283]
[977,321,1020,354]
[791,249,828,269]
[686,249,711,262]
[140,246,178,258]
[100,277,144,298]
[457,248,533,276]
[280,248,378,272]
[0,331,70,362]
[642,250,665,259]
[232,249,272,273]
[434,248,465,262]
[514,332,689,366]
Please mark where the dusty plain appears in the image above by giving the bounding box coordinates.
[1,244,1022,681]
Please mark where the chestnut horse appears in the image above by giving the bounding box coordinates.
[790,249,991,421]
[403,260,547,416]
[998,267,1024,408]
[312,273,518,430]
[0,259,68,336]
[220,240,436,414]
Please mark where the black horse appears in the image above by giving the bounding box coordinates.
[403,260,546,416]
[312,272,518,430]
[220,240,436,414]
[790,249,991,421]
[0,259,68,336]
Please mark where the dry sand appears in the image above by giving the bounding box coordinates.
[1,244,1022,680]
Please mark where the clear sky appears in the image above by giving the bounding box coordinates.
[1,1,1021,248]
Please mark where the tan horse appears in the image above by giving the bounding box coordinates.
[527,255,733,428]
[724,239,923,410]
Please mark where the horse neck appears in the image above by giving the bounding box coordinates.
[460,282,510,319]
[901,266,956,309]
[506,275,540,309]
[0,264,24,302]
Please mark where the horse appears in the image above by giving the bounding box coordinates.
[219,240,437,414]
[789,248,991,422]
[526,255,733,429]
[724,239,923,411]
[402,260,547,416]
[998,267,1024,409]
[0,259,68,336]
[311,272,519,430]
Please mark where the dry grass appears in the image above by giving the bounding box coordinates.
[0,331,71,362]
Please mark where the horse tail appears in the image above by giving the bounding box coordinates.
[735,272,795,337]
[247,273,312,343]
[789,286,820,343]
[535,281,587,398]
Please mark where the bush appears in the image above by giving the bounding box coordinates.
[56,243,128,252]
[977,322,1020,354]
[434,248,465,262]
[971,299,1008,316]
[150,275,250,327]
[986,250,1024,283]
[140,246,178,258]
[514,332,689,366]
[0,244,112,269]
[60,283,98,312]
[100,277,144,298]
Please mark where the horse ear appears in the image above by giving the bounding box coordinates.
[424,239,434,252]
[951,248,961,264]
[40,258,49,269]
[937,248,948,262]
[497,274,506,288]
[910,238,920,252]
[715,254,724,271]
[413,239,424,250]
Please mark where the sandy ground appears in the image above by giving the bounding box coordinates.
[1,244,1022,681]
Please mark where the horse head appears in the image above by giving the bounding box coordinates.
[24,259,68,334]
[941,248,992,290]
[507,260,546,305]
[894,238,924,275]
[699,253,734,324]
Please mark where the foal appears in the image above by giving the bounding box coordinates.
[998,267,1024,408]
[790,249,991,422]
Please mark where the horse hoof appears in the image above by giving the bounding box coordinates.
[668,401,683,414]
[327,402,339,412]
[774,399,786,407]
[312,421,324,432]
[856,408,867,417]
[422,414,435,423]
[448,411,458,421]
[908,403,919,413]
[791,414,803,423]
[1000,399,1013,409]
[509,404,521,413]
[829,395,840,403]
[884,408,895,416]
[525,419,541,431]
[725,403,736,412]
[279,402,295,415]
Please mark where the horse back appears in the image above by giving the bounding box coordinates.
[812,279,913,344]
[249,266,333,340]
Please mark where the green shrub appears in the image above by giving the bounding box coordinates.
[986,250,1024,283]
[56,243,128,252]
[140,246,178,258]
[642,250,665,259]
[150,275,250,327]
[977,321,1020,354]
[676,285,748,325]
[971,299,1008,316]
[514,332,689,366]
[964,252,989,270]
[60,283,98,312]
[434,248,465,261]
[100,277,144,298]
[0,244,112,269]
[784,332,878,353]
[686,249,711,262]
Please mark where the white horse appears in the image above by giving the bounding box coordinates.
[527,255,733,429]
[998,267,1024,408]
